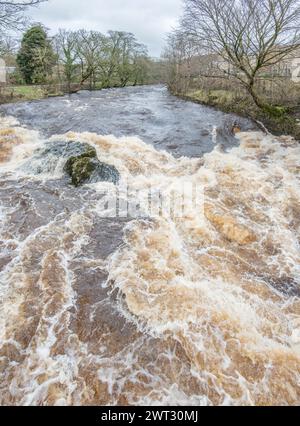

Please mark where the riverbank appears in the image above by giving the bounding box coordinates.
[176,89,300,140]
[0,82,162,105]
[0,84,66,103]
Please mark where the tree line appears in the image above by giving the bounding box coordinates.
[15,26,152,91]
[0,2,163,92]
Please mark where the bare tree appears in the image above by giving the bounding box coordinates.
[115,32,145,87]
[74,30,150,90]
[75,30,105,90]
[0,0,46,31]
[97,31,123,88]
[181,0,300,108]
[0,35,17,57]
[55,29,79,92]
[163,30,200,94]
[131,42,149,85]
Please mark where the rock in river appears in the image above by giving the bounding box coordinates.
[63,143,120,187]
[21,140,120,186]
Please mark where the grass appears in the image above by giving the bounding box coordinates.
[10,85,46,100]
[182,88,300,140]
[188,89,235,104]
[0,84,66,104]
[0,80,140,104]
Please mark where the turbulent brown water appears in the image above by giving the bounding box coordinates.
[0,86,300,406]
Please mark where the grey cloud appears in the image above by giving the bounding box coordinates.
[29,0,183,57]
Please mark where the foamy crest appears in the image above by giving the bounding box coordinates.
[0,116,43,172]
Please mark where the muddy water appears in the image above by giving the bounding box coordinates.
[0,86,300,406]
[0,85,255,158]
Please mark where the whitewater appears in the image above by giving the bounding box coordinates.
[0,86,299,406]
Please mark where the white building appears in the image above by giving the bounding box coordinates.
[209,50,300,83]
[0,59,6,83]
[289,57,300,83]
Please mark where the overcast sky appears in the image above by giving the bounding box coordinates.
[29,0,183,57]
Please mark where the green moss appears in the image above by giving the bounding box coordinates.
[64,145,97,186]
[262,104,288,118]
[257,110,300,139]
[68,157,97,187]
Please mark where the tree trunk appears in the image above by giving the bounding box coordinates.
[67,77,71,94]
[247,81,267,110]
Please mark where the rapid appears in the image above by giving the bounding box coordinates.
[0,86,299,406]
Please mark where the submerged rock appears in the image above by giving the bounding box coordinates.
[21,140,120,186]
[34,140,97,161]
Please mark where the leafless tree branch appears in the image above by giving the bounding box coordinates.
[0,0,46,32]
[176,0,300,107]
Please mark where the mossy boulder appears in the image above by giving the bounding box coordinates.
[22,140,120,186]
[65,156,97,187]
[63,143,97,182]
[63,142,119,187]
[64,155,120,187]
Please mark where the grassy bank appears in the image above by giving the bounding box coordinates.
[0,82,158,105]
[0,84,65,104]
[180,89,300,140]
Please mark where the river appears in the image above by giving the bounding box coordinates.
[0,85,299,406]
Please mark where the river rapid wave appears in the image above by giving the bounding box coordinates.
[0,87,299,406]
